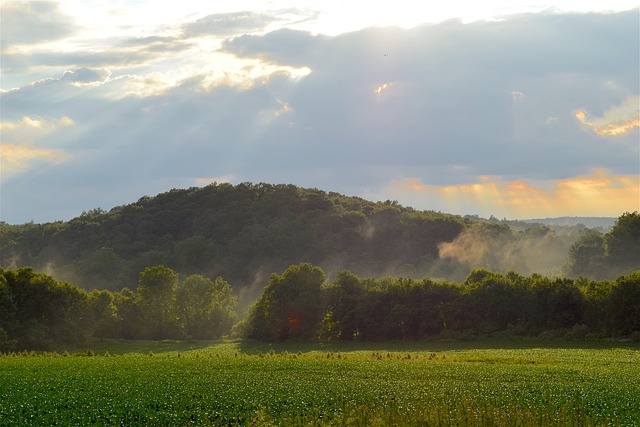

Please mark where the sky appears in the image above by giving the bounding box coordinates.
[1,1,639,224]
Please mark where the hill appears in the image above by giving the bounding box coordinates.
[2,183,634,308]
[521,217,616,230]
[0,183,467,300]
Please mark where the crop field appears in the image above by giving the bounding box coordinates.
[0,341,638,426]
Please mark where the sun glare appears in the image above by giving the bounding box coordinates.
[374,83,392,95]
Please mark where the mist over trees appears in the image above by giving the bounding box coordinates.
[1,183,634,306]
[0,183,638,349]
[2,263,638,351]
[566,212,640,279]
[1,183,464,297]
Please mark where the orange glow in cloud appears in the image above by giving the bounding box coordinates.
[195,175,235,185]
[274,100,291,117]
[0,116,75,132]
[575,96,640,136]
[386,169,639,218]
[1,145,69,175]
[1,116,75,176]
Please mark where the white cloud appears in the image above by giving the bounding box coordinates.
[0,1,77,51]
[182,11,278,37]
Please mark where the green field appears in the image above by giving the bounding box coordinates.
[1,341,638,426]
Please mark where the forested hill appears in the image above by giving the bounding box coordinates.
[521,217,616,230]
[1,183,637,301]
[0,183,466,293]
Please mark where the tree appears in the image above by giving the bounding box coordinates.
[208,277,238,338]
[113,288,143,339]
[529,276,584,331]
[566,229,605,278]
[246,263,325,341]
[0,272,17,351]
[459,270,527,333]
[76,247,124,291]
[578,277,615,332]
[0,267,90,349]
[605,271,640,335]
[322,271,366,340]
[88,289,119,341]
[137,266,179,339]
[176,275,237,339]
[604,212,640,272]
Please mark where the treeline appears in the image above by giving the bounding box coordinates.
[0,266,237,351]
[6,183,636,301]
[243,264,640,342]
[2,264,639,350]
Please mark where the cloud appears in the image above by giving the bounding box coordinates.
[0,115,75,132]
[374,83,392,95]
[373,169,639,218]
[0,116,75,177]
[0,1,77,51]
[575,96,640,136]
[511,91,525,102]
[222,28,329,67]
[0,113,76,180]
[1,144,69,175]
[60,68,111,86]
[182,11,278,37]
[1,10,639,223]
[1,39,194,75]
[195,176,236,185]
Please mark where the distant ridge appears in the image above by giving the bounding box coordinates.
[521,217,616,230]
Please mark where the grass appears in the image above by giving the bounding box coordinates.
[1,340,638,426]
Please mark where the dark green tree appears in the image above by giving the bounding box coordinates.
[604,212,640,272]
[566,229,605,278]
[459,270,528,333]
[576,277,612,332]
[88,289,119,341]
[529,275,584,331]
[0,273,17,351]
[176,275,237,339]
[246,263,325,341]
[137,265,179,339]
[322,271,366,341]
[113,287,143,339]
[605,271,640,335]
[0,267,90,349]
